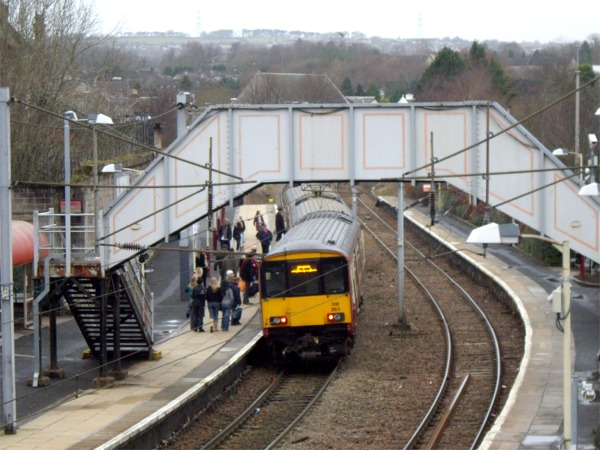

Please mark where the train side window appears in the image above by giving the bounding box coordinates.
[261,261,288,298]
[322,257,348,294]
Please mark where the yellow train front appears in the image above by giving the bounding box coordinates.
[259,185,365,359]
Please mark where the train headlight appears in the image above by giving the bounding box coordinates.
[269,316,288,326]
[326,312,345,322]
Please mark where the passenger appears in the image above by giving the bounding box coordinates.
[257,224,273,254]
[275,208,286,241]
[240,247,259,305]
[230,276,243,326]
[190,269,207,332]
[206,277,223,332]
[219,270,236,331]
[194,266,205,286]
[233,216,246,251]
[184,275,197,318]
[217,250,238,280]
[218,219,232,250]
[253,210,264,231]
[195,249,208,286]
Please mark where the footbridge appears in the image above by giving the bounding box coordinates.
[103,101,599,268]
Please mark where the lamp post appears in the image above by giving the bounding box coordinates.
[88,114,113,256]
[63,111,80,276]
[467,224,573,449]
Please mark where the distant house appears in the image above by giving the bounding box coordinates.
[235,72,348,104]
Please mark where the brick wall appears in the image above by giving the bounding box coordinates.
[11,186,89,222]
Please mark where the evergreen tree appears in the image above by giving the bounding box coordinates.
[469,41,487,66]
[341,77,354,95]
[366,84,380,100]
[417,47,465,92]
[180,75,192,91]
[578,41,592,65]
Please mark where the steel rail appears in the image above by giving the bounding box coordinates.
[199,370,286,450]
[265,357,343,449]
[355,193,501,449]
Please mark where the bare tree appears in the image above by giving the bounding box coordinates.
[0,0,114,182]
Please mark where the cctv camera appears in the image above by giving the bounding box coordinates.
[589,134,598,147]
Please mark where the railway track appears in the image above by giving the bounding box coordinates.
[352,188,502,449]
[165,184,523,449]
[200,359,341,450]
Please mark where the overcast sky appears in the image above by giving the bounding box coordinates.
[90,0,599,44]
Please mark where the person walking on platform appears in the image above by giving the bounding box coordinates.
[190,271,207,332]
[233,216,246,251]
[257,224,273,254]
[195,249,208,286]
[220,270,236,331]
[184,275,197,318]
[230,276,243,326]
[275,208,286,242]
[240,248,259,305]
[206,277,223,332]
[216,250,238,280]
[218,219,232,250]
[194,266,205,286]
[253,210,264,231]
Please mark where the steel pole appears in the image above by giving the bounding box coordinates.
[0,87,17,434]
[64,115,71,276]
[562,240,572,450]
[92,125,99,254]
[397,182,405,323]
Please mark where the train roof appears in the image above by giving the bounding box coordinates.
[284,184,352,227]
[267,211,361,259]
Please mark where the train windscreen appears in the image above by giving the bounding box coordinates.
[261,257,348,298]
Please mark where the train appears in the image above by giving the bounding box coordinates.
[259,183,365,359]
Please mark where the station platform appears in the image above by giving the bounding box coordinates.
[0,204,274,450]
[0,200,597,449]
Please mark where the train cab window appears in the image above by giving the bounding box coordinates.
[289,260,320,296]
[261,261,288,298]
[321,257,348,294]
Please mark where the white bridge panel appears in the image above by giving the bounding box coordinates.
[237,113,287,184]
[103,102,599,268]
[420,110,470,181]
[356,111,407,178]
[296,112,347,179]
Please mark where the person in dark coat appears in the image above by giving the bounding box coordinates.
[215,250,238,280]
[195,249,208,286]
[230,276,243,325]
[218,219,232,250]
[256,225,273,254]
[206,277,223,332]
[253,210,264,231]
[190,272,207,332]
[233,217,246,251]
[240,248,259,305]
[275,208,286,241]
